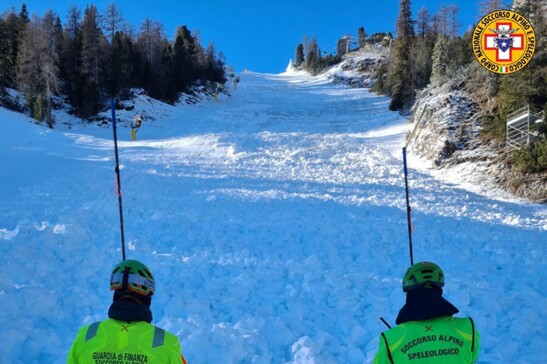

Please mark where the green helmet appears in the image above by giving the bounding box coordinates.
[110,260,155,296]
[402,261,444,292]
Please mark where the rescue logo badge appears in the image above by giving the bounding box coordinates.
[472,10,536,74]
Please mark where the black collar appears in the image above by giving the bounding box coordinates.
[108,299,153,323]
[396,286,459,325]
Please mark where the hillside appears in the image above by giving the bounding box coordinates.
[308,47,546,203]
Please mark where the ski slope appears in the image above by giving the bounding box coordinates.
[0,71,545,363]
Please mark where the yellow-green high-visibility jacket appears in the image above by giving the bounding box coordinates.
[67,319,188,364]
[374,316,479,364]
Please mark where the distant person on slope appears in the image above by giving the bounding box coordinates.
[374,261,479,363]
[67,259,188,364]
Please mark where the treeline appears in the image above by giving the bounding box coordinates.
[293,28,391,75]
[0,3,226,126]
[376,1,479,110]
[380,0,546,117]
[293,36,341,75]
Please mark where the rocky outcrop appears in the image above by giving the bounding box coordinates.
[321,47,388,88]
[406,77,480,167]
[405,75,546,203]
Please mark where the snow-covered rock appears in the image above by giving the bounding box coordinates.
[406,76,480,166]
[405,74,546,203]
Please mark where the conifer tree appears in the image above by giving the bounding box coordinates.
[193,31,208,79]
[358,27,367,48]
[15,3,30,86]
[336,37,348,57]
[295,44,304,67]
[157,44,174,102]
[18,4,29,24]
[16,2,30,59]
[2,8,27,88]
[203,41,224,83]
[430,34,450,86]
[172,25,197,89]
[61,5,84,113]
[0,19,11,88]
[387,0,415,111]
[53,15,63,62]
[81,6,103,87]
[305,36,318,70]
[413,7,434,88]
[137,19,166,98]
[33,95,44,121]
[108,31,134,96]
[81,5,106,117]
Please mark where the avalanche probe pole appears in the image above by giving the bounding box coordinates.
[380,317,392,329]
[402,147,414,266]
[377,149,414,331]
[111,98,126,261]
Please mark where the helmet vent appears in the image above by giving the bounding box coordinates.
[421,268,433,278]
[138,269,152,278]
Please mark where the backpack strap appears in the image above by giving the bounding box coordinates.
[469,317,476,353]
[152,326,165,348]
[85,322,101,342]
[381,332,395,364]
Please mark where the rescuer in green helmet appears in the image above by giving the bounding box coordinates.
[374,262,480,363]
[67,260,189,364]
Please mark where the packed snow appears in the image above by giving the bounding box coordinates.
[0,70,545,364]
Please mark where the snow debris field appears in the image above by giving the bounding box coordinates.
[0,70,545,363]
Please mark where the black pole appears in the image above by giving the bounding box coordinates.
[380,317,392,329]
[402,147,414,266]
[111,98,126,261]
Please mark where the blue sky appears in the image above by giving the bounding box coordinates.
[2,1,484,73]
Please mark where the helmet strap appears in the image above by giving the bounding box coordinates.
[122,267,131,291]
